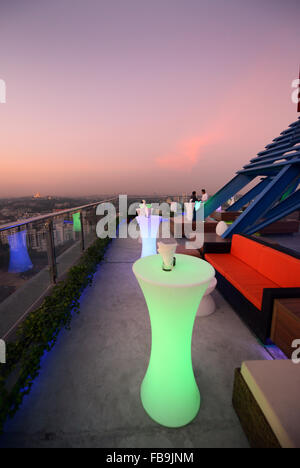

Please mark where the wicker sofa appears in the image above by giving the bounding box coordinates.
[233,360,300,448]
[203,234,300,343]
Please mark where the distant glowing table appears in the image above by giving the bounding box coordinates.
[184,202,195,221]
[72,212,81,232]
[133,254,215,427]
[136,215,162,258]
[197,276,217,317]
[8,230,33,273]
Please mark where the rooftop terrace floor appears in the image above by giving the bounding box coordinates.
[0,236,276,448]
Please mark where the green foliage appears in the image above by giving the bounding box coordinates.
[0,236,112,433]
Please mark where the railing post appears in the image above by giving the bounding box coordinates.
[45,220,57,284]
[80,211,85,251]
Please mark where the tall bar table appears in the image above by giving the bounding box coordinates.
[136,215,162,258]
[184,202,195,221]
[133,254,215,427]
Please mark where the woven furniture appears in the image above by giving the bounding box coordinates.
[233,368,281,448]
[233,360,300,448]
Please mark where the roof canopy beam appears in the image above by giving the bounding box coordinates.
[222,165,300,238]
[244,189,300,235]
[204,174,253,218]
[226,177,271,212]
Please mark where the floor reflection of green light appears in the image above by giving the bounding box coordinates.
[133,254,215,427]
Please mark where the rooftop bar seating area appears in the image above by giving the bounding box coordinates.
[204,234,300,343]
[0,202,299,447]
[1,112,300,448]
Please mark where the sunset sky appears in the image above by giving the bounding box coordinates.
[0,0,299,197]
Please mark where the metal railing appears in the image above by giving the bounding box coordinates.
[0,198,118,232]
[0,194,189,339]
[0,197,118,339]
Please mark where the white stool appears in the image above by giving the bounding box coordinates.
[197,277,217,317]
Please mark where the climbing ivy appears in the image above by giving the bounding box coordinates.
[0,235,113,433]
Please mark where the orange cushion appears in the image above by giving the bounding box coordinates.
[231,234,264,271]
[258,247,300,288]
[205,253,279,309]
[231,235,300,288]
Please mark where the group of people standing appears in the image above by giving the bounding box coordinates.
[189,189,208,221]
[190,189,208,203]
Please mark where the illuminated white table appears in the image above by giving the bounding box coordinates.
[133,254,215,427]
[184,202,195,221]
[136,215,162,258]
[197,276,217,317]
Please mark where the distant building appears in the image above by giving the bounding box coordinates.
[33,192,41,199]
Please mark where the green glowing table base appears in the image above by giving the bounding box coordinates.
[133,254,215,428]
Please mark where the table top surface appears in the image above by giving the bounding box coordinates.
[133,253,215,287]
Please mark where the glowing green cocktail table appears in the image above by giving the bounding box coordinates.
[133,254,215,427]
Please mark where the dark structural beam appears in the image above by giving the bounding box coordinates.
[223,164,300,238]
[204,174,253,219]
[227,177,271,212]
[244,189,300,235]
[203,111,300,238]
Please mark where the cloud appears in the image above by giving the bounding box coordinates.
[155,133,216,171]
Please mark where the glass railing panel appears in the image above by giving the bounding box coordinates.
[0,198,118,340]
[82,206,98,247]
[0,222,49,338]
[53,212,82,279]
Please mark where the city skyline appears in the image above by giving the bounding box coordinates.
[0,0,299,197]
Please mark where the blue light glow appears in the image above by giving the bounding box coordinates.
[8,230,33,273]
[136,215,162,257]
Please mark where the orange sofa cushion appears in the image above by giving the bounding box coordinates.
[205,253,279,309]
[231,234,262,271]
[230,235,300,288]
[258,247,300,288]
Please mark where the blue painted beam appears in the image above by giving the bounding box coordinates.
[279,178,300,202]
[204,174,253,218]
[249,144,300,164]
[226,177,271,212]
[258,141,293,156]
[259,178,300,221]
[244,149,300,170]
[244,189,300,235]
[222,165,300,238]
[238,157,300,175]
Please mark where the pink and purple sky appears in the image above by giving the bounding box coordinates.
[0,0,299,197]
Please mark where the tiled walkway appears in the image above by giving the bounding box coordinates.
[0,237,271,448]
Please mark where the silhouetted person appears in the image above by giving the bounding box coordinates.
[189,191,198,221]
[190,191,198,203]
